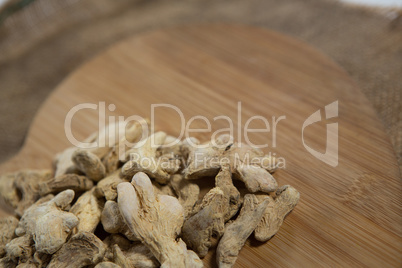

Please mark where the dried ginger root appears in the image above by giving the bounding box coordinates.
[70,188,103,233]
[102,233,158,267]
[152,180,175,197]
[0,123,299,268]
[255,185,300,241]
[101,200,138,241]
[72,149,106,182]
[182,187,226,257]
[117,172,203,268]
[215,165,242,221]
[0,216,19,257]
[0,170,52,216]
[47,231,105,268]
[121,132,181,184]
[113,243,159,268]
[54,147,79,177]
[217,194,270,267]
[15,190,79,254]
[169,174,200,219]
[5,234,34,264]
[38,173,93,196]
[54,119,149,177]
[0,173,21,211]
[184,134,278,193]
[102,234,131,261]
[102,119,149,173]
[95,170,126,201]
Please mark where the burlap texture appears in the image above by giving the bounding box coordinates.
[0,0,401,168]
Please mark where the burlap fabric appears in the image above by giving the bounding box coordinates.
[0,0,401,168]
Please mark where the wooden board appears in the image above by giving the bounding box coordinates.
[0,25,400,267]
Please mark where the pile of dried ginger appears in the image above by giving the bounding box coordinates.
[0,120,299,268]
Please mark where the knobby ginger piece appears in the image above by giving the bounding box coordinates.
[102,229,158,267]
[102,234,131,261]
[5,235,34,263]
[169,174,200,219]
[54,120,147,177]
[102,119,149,174]
[184,134,278,193]
[70,188,103,233]
[0,173,20,210]
[13,170,53,216]
[155,135,183,163]
[113,244,159,268]
[0,256,16,268]
[0,170,52,216]
[101,200,138,241]
[117,172,202,267]
[54,147,79,177]
[72,149,106,181]
[217,194,270,268]
[152,180,175,197]
[38,174,93,196]
[95,170,126,201]
[15,190,79,254]
[255,185,300,241]
[183,137,226,179]
[47,231,105,268]
[4,234,51,267]
[4,235,51,267]
[121,132,181,184]
[182,187,226,258]
[87,121,133,159]
[180,137,200,160]
[215,165,241,221]
[234,165,277,193]
[0,216,19,256]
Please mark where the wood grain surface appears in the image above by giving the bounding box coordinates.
[0,25,400,267]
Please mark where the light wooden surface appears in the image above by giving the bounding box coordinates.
[0,25,400,267]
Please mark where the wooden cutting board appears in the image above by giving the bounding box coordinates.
[0,25,400,267]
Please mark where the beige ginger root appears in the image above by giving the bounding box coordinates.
[47,231,105,268]
[54,119,147,178]
[15,190,79,254]
[121,132,181,184]
[95,170,126,201]
[255,185,300,241]
[0,126,299,268]
[117,172,203,268]
[70,188,103,233]
[72,149,106,181]
[215,165,242,221]
[217,194,270,268]
[0,173,21,211]
[113,244,159,268]
[102,119,149,173]
[103,234,158,268]
[53,147,79,177]
[184,135,278,193]
[101,200,138,241]
[182,187,226,257]
[152,180,175,197]
[5,234,34,264]
[169,174,200,219]
[38,173,93,196]
[0,170,52,216]
[0,216,19,257]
